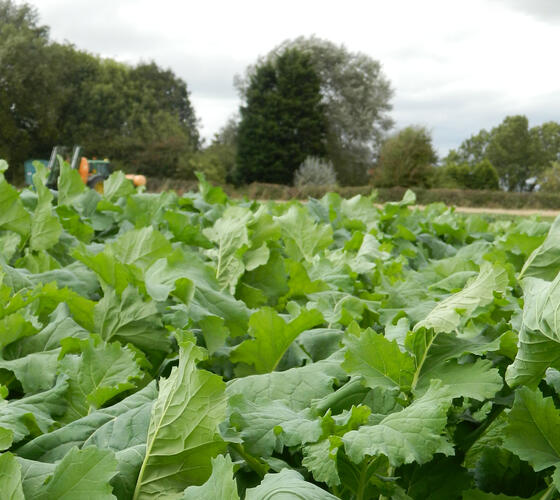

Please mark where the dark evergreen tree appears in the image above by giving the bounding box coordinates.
[236,48,327,184]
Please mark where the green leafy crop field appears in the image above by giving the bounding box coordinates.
[1,159,560,499]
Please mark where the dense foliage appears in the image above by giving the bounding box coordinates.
[538,161,560,193]
[446,116,560,192]
[237,36,394,185]
[236,48,328,185]
[0,1,199,181]
[374,126,437,188]
[435,159,500,191]
[2,158,560,498]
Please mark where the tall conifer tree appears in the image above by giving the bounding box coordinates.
[236,48,327,184]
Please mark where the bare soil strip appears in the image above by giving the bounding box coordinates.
[372,204,560,217]
[443,206,560,217]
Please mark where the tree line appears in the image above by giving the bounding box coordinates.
[2,1,560,191]
[0,1,199,182]
[373,118,560,192]
[187,39,560,192]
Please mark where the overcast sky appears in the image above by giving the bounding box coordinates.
[31,0,560,157]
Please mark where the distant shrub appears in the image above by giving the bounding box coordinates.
[294,156,337,187]
[537,161,560,193]
[374,126,437,188]
[471,159,500,190]
[434,160,499,190]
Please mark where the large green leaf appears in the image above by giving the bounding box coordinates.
[0,179,31,236]
[3,303,89,359]
[102,170,135,202]
[203,205,252,292]
[0,312,38,352]
[34,446,118,500]
[164,210,212,248]
[275,204,333,261]
[17,458,55,498]
[27,261,99,297]
[73,249,138,295]
[30,165,62,251]
[56,205,94,243]
[18,383,155,498]
[302,406,372,488]
[414,262,507,334]
[57,162,86,207]
[302,438,341,488]
[123,191,179,228]
[226,352,346,411]
[0,376,68,447]
[503,386,560,471]
[105,226,172,271]
[231,307,324,373]
[144,255,195,302]
[27,282,95,332]
[18,382,157,462]
[407,328,503,379]
[521,275,560,342]
[228,394,322,456]
[132,341,226,500]
[0,452,24,500]
[245,468,339,500]
[505,276,560,387]
[58,336,144,422]
[415,359,503,401]
[161,251,250,337]
[519,215,560,280]
[182,455,239,500]
[505,327,560,388]
[0,350,59,394]
[94,286,171,354]
[343,381,454,467]
[342,322,415,392]
[307,291,379,327]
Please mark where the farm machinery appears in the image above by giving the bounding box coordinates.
[24,145,146,192]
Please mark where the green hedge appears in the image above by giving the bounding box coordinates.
[147,178,560,209]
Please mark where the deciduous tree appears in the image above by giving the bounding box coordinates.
[0,1,201,180]
[445,116,560,191]
[374,126,437,188]
[0,1,57,180]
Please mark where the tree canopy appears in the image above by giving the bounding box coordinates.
[236,36,394,185]
[435,159,500,191]
[445,116,560,191]
[0,0,56,178]
[374,126,437,188]
[0,0,199,180]
[235,48,328,185]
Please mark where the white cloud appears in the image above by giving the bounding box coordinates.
[31,0,560,155]
[492,0,560,22]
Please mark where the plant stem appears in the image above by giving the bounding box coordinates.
[230,442,268,478]
[410,331,437,392]
[538,483,558,500]
[356,458,386,500]
[379,466,394,500]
